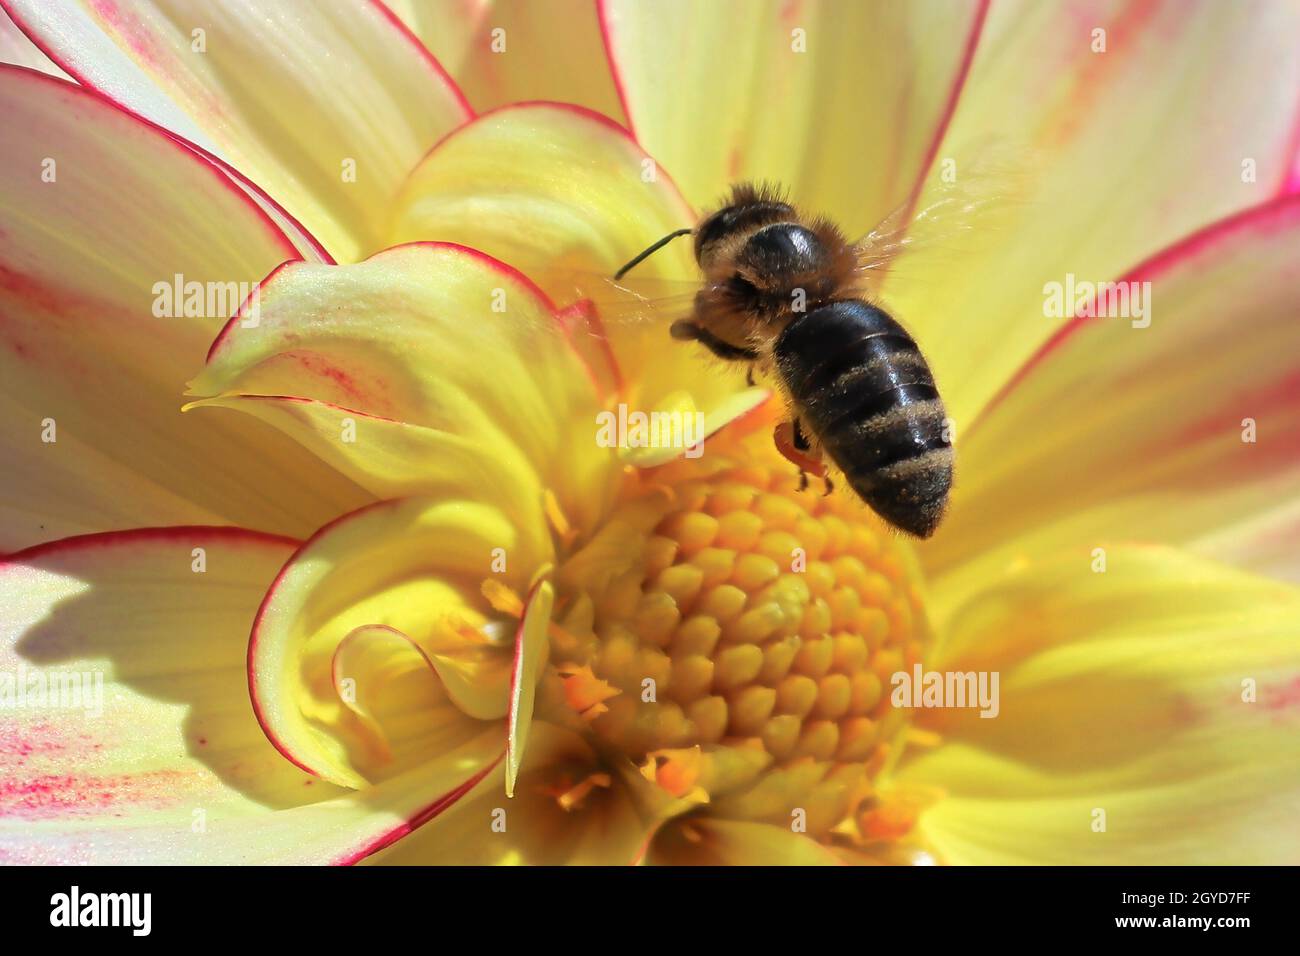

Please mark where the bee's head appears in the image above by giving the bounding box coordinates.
[693,194,797,270]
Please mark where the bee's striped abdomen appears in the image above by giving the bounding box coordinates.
[774,299,952,537]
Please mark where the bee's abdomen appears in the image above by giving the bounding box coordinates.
[774,300,952,537]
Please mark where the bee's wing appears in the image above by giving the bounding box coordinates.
[549,271,700,341]
[511,271,703,395]
[851,152,1028,288]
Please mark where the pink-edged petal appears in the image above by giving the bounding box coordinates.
[326,621,508,782]
[388,0,625,122]
[506,579,551,797]
[885,0,1300,428]
[249,497,546,790]
[364,722,652,865]
[2,0,472,262]
[390,102,694,294]
[0,66,370,552]
[926,195,1300,598]
[389,102,750,422]
[0,4,66,77]
[600,0,987,234]
[189,241,616,536]
[0,526,483,864]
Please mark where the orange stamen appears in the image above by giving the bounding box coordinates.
[557,664,622,720]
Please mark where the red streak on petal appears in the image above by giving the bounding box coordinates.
[1034,1,1166,150]
[0,770,192,819]
[0,262,58,315]
[214,393,402,425]
[87,0,167,72]
[1156,369,1300,467]
[1263,676,1300,712]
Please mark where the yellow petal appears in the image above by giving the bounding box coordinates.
[506,580,552,797]
[885,0,1300,427]
[391,102,694,296]
[893,546,1300,864]
[182,394,542,525]
[389,102,744,419]
[3,0,472,261]
[364,722,651,865]
[250,496,541,789]
[649,818,844,866]
[388,0,625,122]
[600,0,987,234]
[329,623,508,780]
[0,67,369,552]
[188,242,615,536]
[617,386,770,468]
[0,526,488,864]
[927,196,1300,600]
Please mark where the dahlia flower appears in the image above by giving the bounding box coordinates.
[0,0,1297,866]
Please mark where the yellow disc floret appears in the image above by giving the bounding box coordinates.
[533,429,934,842]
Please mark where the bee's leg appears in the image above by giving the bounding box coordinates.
[822,475,834,497]
[792,418,811,452]
[746,365,756,387]
[775,420,827,493]
[670,320,760,362]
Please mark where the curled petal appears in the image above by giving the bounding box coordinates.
[0,527,492,864]
[389,103,745,419]
[330,624,508,778]
[249,497,545,789]
[391,103,694,294]
[190,242,616,536]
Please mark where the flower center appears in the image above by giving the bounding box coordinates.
[538,434,933,837]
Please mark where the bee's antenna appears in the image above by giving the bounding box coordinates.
[613,228,694,280]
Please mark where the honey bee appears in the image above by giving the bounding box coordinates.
[612,182,952,538]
